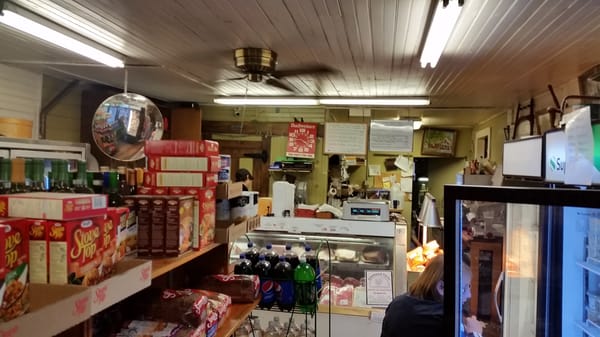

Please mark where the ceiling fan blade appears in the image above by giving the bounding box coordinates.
[215,74,248,83]
[271,65,338,78]
[265,77,296,92]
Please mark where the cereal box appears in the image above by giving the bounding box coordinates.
[107,207,129,263]
[134,197,152,257]
[122,197,138,257]
[0,218,30,321]
[7,192,107,220]
[48,217,104,285]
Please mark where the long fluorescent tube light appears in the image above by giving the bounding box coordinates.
[213,97,319,106]
[0,9,124,68]
[319,97,430,106]
[420,0,463,68]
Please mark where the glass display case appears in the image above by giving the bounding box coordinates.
[443,185,600,337]
[230,216,406,314]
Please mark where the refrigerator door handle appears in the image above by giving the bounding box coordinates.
[494,270,504,324]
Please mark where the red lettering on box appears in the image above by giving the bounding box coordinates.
[94,285,108,304]
[140,266,150,281]
[72,296,89,316]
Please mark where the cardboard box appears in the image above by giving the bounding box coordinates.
[121,198,138,257]
[89,259,151,315]
[0,283,91,337]
[144,140,219,157]
[144,171,205,188]
[28,219,48,284]
[147,155,221,172]
[47,217,106,285]
[151,198,166,257]
[214,220,247,244]
[164,196,194,256]
[0,218,30,321]
[133,197,152,257]
[216,182,244,200]
[7,193,107,220]
[246,216,260,232]
[106,208,129,264]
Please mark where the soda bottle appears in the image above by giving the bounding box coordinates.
[245,241,260,267]
[263,321,279,337]
[283,243,300,269]
[302,245,322,294]
[294,255,316,314]
[262,242,280,267]
[273,256,295,311]
[234,253,254,275]
[255,254,275,309]
[272,316,284,334]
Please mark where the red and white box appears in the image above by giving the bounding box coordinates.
[147,155,221,172]
[48,216,106,285]
[145,140,219,157]
[0,217,30,321]
[7,192,107,221]
[170,187,216,250]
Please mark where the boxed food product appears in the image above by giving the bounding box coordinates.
[215,182,243,200]
[133,196,152,257]
[144,171,205,188]
[48,216,105,285]
[230,191,258,224]
[144,140,219,157]
[0,218,30,321]
[151,198,166,257]
[164,196,194,256]
[7,192,107,220]
[107,207,129,263]
[28,219,48,284]
[122,197,138,257]
[196,274,259,303]
[147,155,221,172]
[184,188,215,250]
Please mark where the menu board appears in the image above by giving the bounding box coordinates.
[324,122,368,155]
[369,120,413,152]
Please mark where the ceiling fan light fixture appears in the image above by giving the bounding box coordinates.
[0,6,124,68]
[420,0,463,68]
[214,97,319,106]
[319,97,430,106]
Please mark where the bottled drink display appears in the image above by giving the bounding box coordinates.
[73,161,94,194]
[107,171,123,206]
[30,159,45,192]
[294,255,316,314]
[262,242,280,267]
[244,241,260,267]
[263,321,279,337]
[0,158,11,194]
[9,158,26,193]
[302,245,322,293]
[283,243,300,269]
[234,253,254,275]
[273,255,295,311]
[255,254,275,309]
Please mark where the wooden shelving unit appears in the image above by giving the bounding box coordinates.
[216,299,260,337]
[151,243,221,279]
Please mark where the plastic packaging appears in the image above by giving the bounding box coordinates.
[234,253,254,275]
[255,255,275,309]
[283,243,300,269]
[273,256,295,311]
[294,255,317,313]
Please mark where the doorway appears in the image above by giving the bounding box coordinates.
[217,137,270,197]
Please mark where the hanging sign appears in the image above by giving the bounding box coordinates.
[286,122,318,158]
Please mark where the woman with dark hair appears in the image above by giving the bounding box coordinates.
[380,254,485,337]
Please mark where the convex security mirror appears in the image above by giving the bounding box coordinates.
[92,93,164,161]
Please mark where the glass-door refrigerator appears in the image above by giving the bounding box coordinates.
[443,185,600,337]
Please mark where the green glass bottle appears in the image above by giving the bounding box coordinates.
[108,171,123,206]
[49,160,60,192]
[24,159,33,192]
[30,159,45,192]
[73,161,94,194]
[0,159,11,194]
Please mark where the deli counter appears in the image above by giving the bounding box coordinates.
[229,216,407,337]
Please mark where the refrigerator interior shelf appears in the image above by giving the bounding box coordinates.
[578,260,600,275]
[576,320,600,337]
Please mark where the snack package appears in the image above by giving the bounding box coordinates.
[196,274,259,303]
[143,289,209,328]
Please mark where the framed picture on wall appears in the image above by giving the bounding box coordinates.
[421,128,457,156]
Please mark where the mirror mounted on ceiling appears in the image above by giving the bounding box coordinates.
[92,93,164,162]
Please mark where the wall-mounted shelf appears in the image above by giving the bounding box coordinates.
[152,243,221,279]
[269,168,312,173]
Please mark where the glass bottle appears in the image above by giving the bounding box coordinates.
[24,158,32,192]
[9,158,26,194]
[49,160,59,192]
[29,159,45,192]
[73,161,94,194]
[117,166,129,196]
[127,168,137,195]
[0,159,11,194]
[107,171,123,207]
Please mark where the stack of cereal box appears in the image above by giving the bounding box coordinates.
[0,192,110,321]
[138,140,219,257]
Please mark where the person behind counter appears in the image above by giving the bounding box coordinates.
[235,168,253,191]
[380,254,485,337]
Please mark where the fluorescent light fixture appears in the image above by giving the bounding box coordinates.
[213,97,319,106]
[420,0,463,68]
[0,9,124,68]
[319,97,430,106]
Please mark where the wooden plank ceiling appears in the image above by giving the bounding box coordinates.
[2,0,600,126]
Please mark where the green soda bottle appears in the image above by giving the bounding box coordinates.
[294,255,317,314]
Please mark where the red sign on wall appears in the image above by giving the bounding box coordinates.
[286,122,317,158]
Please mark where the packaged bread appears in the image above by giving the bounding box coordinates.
[141,289,209,328]
[196,274,259,303]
